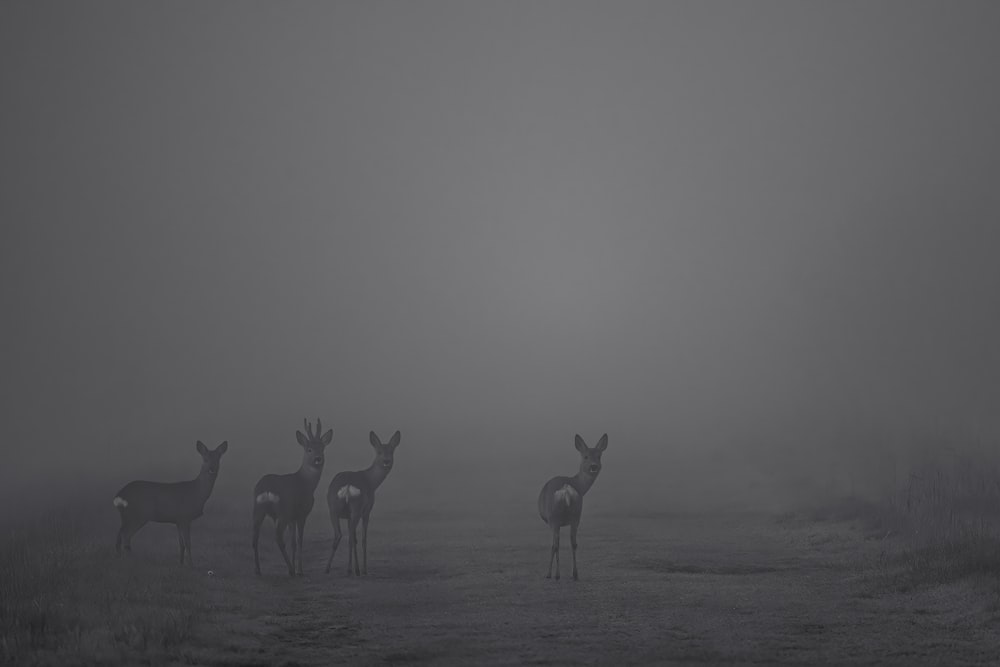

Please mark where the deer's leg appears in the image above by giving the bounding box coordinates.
[252,507,265,575]
[353,513,362,576]
[348,513,361,576]
[275,519,294,576]
[181,522,193,566]
[289,520,297,576]
[352,523,361,576]
[361,511,370,576]
[123,519,146,554]
[295,518,306,576]
[547,525,560,579]
[553,525,563,580]
[346,515,354,576]
[345,517,354,575]
[176,524,186,564]
[326,517,342,574]
[116,515,125,555]
[570,520,579,581]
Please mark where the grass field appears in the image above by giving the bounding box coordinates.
[5,489,1000,666]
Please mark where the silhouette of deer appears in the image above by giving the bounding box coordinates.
[252,418,332,576]
[538,433,607,580]
[325,430,401,576]
[113,440,228,564]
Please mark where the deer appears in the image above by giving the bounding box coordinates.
[252,418,332,576]
[537,433,608,581]
[113,440,229,565]
[325,430,401,576]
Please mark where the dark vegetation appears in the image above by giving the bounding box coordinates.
[1,499,203,665]
[802,444,1000,595]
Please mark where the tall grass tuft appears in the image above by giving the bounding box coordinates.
[1,506,91,660]
[867,444,1000,592]
[0,501,201,665]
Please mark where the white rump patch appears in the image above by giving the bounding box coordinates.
[553,484,578,508]
[256,492,280,504]
[112,496,128,509]
[336,485,362,501]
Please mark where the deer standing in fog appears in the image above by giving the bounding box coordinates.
[113,440,228,564]
[252,418,332,576]
[325,430,401,576]
[538,433,607,580]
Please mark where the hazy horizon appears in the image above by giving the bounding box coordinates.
[3,1,1000,514]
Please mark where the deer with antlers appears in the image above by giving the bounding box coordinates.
[325,430,401,576]
[252,418,332,576]
[537,433,608,580]
[113,440,228,564]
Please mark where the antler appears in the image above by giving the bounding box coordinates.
[302,417,324,441]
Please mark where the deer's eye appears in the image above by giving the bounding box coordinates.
[307,448,313,453]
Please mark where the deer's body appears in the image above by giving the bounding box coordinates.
[538,434,607,580]
[114,440,228,565]
[326,430,400,576]
[254,472,319,525]
[253,418,332,576]
[538,475,587,528]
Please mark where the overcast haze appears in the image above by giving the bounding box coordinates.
[3,1,1000,511]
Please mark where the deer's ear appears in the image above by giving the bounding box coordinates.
[295,430,308,447]
[216,441,228,455]
[574,434,587,453]
[369,431,382,449]
[321,429,333,445]
[196,440,209,457]
[595,434,608,452]
[389,430,401,448]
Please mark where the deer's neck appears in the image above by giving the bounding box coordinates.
[572,471,598,496]
[195,471,217,502]
[296,464,323,492]
[363,459,391,491]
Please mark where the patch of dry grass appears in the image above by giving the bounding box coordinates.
[868,527,1000,594]
[808,444,1000,596]
[0,502,204,666]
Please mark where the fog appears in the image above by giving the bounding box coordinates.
[3,2,1000,515]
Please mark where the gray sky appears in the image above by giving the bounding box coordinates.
[3,1,999,509]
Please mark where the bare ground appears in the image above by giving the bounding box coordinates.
[5,504,1000,665]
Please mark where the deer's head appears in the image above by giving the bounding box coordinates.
[369,430,401,471]
[196,440,228,478]
[296,418,333,473]
[574,433,607,479]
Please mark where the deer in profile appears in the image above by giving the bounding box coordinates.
[325,430,401,576]
[252,418,332,576]
[538,433,608,580]
[113,440,228,564]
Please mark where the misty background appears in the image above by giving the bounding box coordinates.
[2,1,999,516]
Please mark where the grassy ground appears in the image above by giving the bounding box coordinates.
[4,496,1000,666]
